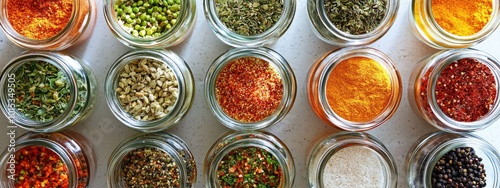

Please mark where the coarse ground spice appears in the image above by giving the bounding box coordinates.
[217,146,282,187]
[14,146,69,188]
[215,57,283,122]
[7,0,73,40]
[431,0,492,36]
[326,56,391,122]
[322,146,385,187]
[431,147,487,188]
[121,147,180,187]
[420,58,496,122]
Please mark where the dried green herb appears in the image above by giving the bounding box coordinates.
[14,61,71,122]
[324,0,387,35]
[215,0,284,36]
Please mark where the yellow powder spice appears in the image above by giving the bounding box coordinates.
[432,0,492,36]
[326,56,391,122]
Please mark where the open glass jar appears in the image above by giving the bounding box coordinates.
[203,0,296,47]
[409,0,500,49]
[308,132,398,188]
[409,48,500,132]
[307,0,399,46]
[307,47,402,131]
[204,131,295,187]
[0,131,96,188]
[107,132,196,187]
[105,49,194,132]
[103,0,196,48]
[0,0,97,50]
[0,51,98,132]
[406,132,500,188]
[204,47,296,131]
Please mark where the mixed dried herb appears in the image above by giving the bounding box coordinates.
[324,0,387,35]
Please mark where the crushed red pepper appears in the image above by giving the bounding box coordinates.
[6,0,73,40]
[14,146,69,188]
[215,57,284,122]
[217,146,282,188]
[420,58,497,122]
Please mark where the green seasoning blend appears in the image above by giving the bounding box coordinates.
[215,0,284,35]
[114,0,181,38]
[121,147,180,187]
[14,61,71,122]
[217,146,282,187]
[324,0,387,35]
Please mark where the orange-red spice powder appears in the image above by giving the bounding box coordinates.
[7,0,73,40]
[215,57,283,122]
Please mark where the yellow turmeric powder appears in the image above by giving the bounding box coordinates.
[326,56,391,122]
[432,0,492,36]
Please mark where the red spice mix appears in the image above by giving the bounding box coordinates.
[420,58,497,122]
[7,0,73,40]
[215,57,284,122]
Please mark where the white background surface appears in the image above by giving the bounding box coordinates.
[1,0,499,187]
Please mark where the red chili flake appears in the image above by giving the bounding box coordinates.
[216,146,283,188]
[420,58,497,122]
[215,57,284,122]
[14,146,69,188]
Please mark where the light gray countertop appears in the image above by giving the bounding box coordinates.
[1,0,499,187]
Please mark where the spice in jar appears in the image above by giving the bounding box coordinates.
[115,58,179,121]
[6,0,73,40]
[420,58,496,122]
[14,146,69,188]
[326,56,391,122]
[14,61,72,122]
[431,147,487,187]
[322,146,385,187]
[324,0,387,35]
[121,147,180,187]
[217,146,282,187]
[215,57,283,123]
[431,0,492,36]
[114,0,181,38]
[215,0,284,36]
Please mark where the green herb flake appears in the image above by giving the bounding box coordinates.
[324,0,387,35]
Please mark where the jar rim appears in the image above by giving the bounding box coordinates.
[204,47,296,131]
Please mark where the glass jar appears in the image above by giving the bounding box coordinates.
[103,0,196,48]
[0,51,98,132]
[0,131,96,188]
[409,48,500,132]
[107,132,196,187]
[307,47,402,131]
[307,132,398,188]
[203,0,296,47]
[204,47,296,131]
[0,0,97,50]
[410,0,500,49]
[105,49,194,132]
[406,132,500,188]
[204,131,295,187]
[307,0,399,46]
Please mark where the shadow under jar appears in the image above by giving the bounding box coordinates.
[307,0,399,46]
[410,0,500,49]
[406,132,500,188]
[103,0,196,48]
[0,131,96,188]
[307,132,398,188]
[203,0,296,47]
[107,132,197,187]
[0,51,98,132]
[307,47,402,132]
[204,47,296,131]
[204,131,295,188]
[105,49,194,132]
[409,48,500,132]
[0,0,97,50]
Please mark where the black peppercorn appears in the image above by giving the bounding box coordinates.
[431,147,487,188]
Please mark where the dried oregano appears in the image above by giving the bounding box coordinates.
[324,0,387,35]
